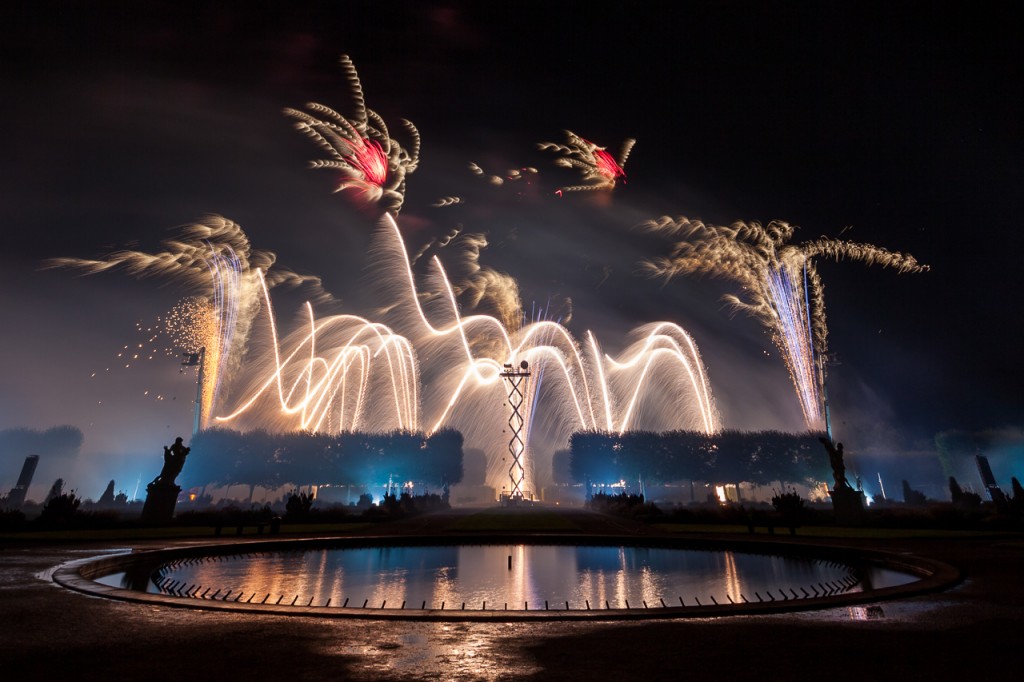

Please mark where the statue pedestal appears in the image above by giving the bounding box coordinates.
[141,482,181,524]
[830,486,866,526]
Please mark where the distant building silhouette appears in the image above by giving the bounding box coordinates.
[5,455,39,510]
[97,480,116,507]
[975,454,1005,503]
[44,478,64,505]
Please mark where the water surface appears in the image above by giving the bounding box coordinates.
[97,544,916,609]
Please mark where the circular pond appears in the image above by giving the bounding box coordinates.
[53,536,958,620]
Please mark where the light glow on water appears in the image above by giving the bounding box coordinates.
[96,544,915,610]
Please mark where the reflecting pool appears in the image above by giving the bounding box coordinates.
[96,544,915,610]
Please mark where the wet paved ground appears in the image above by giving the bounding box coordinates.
[2,507,1022,680]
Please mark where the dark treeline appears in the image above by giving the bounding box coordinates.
[0,425,83,463]
[187,428,464,491]
[935,428,1024,479]
[570,429,829,486]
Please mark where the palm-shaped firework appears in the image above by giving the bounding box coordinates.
[45,217,332,301]
[45,217,334,429]
[538,130,635,193]
[640,216,928,431]
[285,55,420,215]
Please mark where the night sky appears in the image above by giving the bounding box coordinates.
[2,1,1021,498]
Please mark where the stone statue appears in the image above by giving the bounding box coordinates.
[819,436,850,490]
[152,437,190,486]
[143,436,191,523]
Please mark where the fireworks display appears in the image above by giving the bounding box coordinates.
[47,207,719,494]
[165,297,215,355]
[467,162,539,188]
[640,217,929,431]
[214,215,719,494]
[45,216,334,304]
[43,52,930,496]
[47,216,334,431]
[538,130,635,193]
[95,321,174,401]
[432,164,540,209]
[285,55,420,214]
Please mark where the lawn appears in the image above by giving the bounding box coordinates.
[0,522,373,543]
[446,510,581,532]
[653,522,1014,539]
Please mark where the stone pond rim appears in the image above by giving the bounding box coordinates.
[51,533,961,621]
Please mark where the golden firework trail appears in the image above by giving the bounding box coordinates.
[45,216,334,429]
[538,130,635,193]
[214,214,720,494]
[466,161,539,187]
[44,216,333,303]
[640,216,928,431]
[431,164,540,209]
[285,55,420,215]
[165,296,219,423]
[166,297,216,356]
[47,57,718,494]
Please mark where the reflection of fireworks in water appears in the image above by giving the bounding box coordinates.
[285,55,420,215]
[216,215,719,493]
[641,217,928,430]
[538,130,635,193]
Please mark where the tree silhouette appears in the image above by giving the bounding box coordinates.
[569,429,827,486]
[188,428,464,492]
